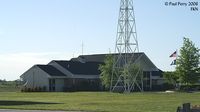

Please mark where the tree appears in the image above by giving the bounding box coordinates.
[99,55,143,91]
[163,71,179,87]
[99,55,114,89]
[126,63,143,91]
[176,37,200,85]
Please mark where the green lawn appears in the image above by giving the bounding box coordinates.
[0,92,199,112]
[0,86,20,92]
[0,81,20,92]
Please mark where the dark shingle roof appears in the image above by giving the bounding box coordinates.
[54,61,103,75]
[37,65,66,77]
[71,53,144,63]
[70,52,158,71]
[50,52,158,76]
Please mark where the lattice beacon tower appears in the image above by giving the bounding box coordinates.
[110,0,142,93]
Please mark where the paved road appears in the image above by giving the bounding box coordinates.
[0,109,81,112]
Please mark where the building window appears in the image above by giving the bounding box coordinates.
[49,79,55,92]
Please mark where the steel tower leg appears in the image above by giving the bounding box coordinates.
[110,0,142,93]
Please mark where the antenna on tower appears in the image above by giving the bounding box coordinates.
[110,0,143,93]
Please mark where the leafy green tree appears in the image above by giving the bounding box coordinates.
[99,55,142,90]
[126,64,143,91]
[99,55,114,89]
[176,37,200,85]
[163,71,179,87]
[127,64,142,83]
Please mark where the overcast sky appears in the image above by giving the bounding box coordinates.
[0,0,199,80]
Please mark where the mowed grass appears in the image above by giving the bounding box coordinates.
[0,86,20,92]
[0,92,200,112]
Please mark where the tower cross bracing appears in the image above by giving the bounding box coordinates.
[110,0,142,93]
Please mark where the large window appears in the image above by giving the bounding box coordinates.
[49,79,55,92]
[143,71,151,91]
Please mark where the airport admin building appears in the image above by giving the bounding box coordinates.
[20,53,164,92]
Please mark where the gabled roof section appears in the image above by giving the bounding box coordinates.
[54,61,103,75]
[71,53,144,63]
[71,52,158,71]
[36,65,66,77]
[136,53,158,71]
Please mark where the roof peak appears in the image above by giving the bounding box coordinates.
[36,65,66,77]
[79,52,144,57]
